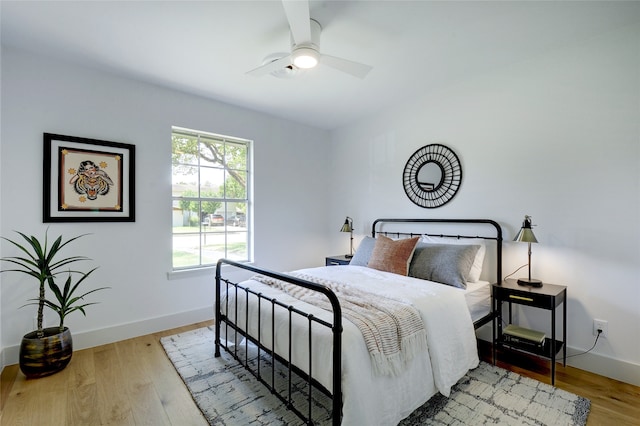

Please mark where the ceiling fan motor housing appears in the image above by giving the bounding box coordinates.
[290,19,321,68]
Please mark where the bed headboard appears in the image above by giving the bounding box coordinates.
[371,218,503,283]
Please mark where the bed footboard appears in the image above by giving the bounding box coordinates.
[215,259,343,426]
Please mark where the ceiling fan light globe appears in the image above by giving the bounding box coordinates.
[292,47,319,69]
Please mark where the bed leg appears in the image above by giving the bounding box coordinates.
[215,261,222,357]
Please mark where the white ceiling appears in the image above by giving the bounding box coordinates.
[2,1,639,130]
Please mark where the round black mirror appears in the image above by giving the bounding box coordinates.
[402,144,462,208]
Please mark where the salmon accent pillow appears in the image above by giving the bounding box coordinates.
[367,235,420,276]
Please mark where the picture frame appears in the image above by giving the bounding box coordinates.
[43,133,135,222]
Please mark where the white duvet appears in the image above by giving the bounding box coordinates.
[219,265,479,426]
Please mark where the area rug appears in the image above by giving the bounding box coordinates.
[161,326,590,425]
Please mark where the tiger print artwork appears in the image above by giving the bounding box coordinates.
[44,134,133,221]
[68,160,114,201]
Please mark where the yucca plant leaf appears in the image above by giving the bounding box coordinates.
[47,234,89,263]
[0,260,41,277]
[44,268,108,328]
[20,298,44,309]
[49,257,91,274]
[47,277,65,304]
[15,232,42,258]
[1,237,39,268]
[29,234,45,260]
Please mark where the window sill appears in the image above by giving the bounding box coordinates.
[166,267,215,280]
[167,261,254,281]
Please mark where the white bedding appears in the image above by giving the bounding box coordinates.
[464,280,491,323]
[219,265,479,426]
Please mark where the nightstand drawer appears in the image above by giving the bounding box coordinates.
[504,291,549,308]
[493,281,566,310]
[325,255,351,266]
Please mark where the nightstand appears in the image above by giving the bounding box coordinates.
[492,279,567,385]
[325,255,351,266]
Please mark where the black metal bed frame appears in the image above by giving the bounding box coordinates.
[215,218,502,426]
[215,260,343,425]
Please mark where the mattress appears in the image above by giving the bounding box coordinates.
[464,280,491,323]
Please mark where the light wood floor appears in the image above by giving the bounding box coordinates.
[1,321,638,425]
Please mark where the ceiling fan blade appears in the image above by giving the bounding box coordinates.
[246,54,293,77]
[281,0,311,45]
[321,54,373,79]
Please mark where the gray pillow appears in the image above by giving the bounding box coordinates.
[408,243,480,289]
[349,236,376,266]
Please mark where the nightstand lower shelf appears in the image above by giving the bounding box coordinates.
[498,338,564,359]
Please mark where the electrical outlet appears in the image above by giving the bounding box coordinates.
[593,319,608,338]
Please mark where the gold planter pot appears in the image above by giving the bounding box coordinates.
[19,327,73,378]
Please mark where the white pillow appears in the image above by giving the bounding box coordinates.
[421,235,485,283]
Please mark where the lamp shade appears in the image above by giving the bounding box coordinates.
[340,217,353,233]
[514,216,538,243]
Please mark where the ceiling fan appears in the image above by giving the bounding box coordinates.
[247,0,372,79]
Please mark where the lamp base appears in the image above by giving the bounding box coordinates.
[517,278,543,287]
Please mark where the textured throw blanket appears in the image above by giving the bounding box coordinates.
[251,273,427,376]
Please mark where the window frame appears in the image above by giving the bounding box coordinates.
[171,126,252,271]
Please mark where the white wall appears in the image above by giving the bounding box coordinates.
[0,47,330,367]
[328,24,640,385]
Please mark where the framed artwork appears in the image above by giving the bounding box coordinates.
[43,133,135,222]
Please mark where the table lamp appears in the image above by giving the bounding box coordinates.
[514,215,543,287]
[340,216,354,258]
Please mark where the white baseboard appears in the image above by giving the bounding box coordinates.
[566,347,640,387]
[1,307,213,370]
[476,330,640,387]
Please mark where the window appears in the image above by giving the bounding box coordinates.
[171,127,251,270]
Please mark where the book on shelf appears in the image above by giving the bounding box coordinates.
[503,324,546,348]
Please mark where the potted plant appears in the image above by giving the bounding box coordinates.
[1,230,108,378]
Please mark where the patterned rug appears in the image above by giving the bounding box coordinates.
[161,326,590,425]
